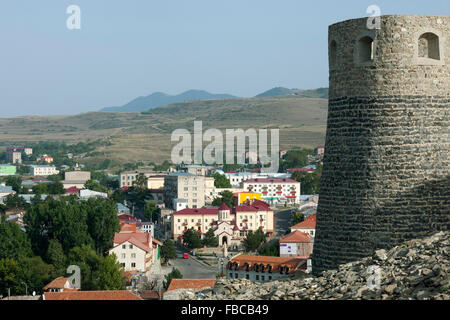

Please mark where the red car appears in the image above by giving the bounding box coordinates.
[183,253,189,259]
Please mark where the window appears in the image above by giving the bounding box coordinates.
[357,36,374,63]
[418,32,440,60]
[246,274,249,279]
[229,273,233,278]
[269,276,272,280]
[129,244,133,249]
[121,253,126,259]
[184,187,188,191]
[131,253,136,259]
[235,273,238,279]
[256,275,259,281]
[261,276,265,281]
[191,219,194,222]
[131,263,136,268]
[122,244,126,249]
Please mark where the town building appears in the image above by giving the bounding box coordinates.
[43,277,78,293]
[291,215,316,237]
[164,172,208,209]
[79,189,107,200]
[166,279,216,292]
[234,192,261,205]
[6,151,22,164]
[171,199,274,245]
[0,165,16,176]
[0,184,16,198]
[62,170,91,189]
[109,223,162,275]
[37,155,54,164]
[226,254,307,282]
[180,164,214,176]
[242,178,300,205]
[119,170,168,188]
[279,230,314,258]
[29,165,59,176]
[117,203,131,216]
[314,146,325,158]
[225,172,292,188]
[6,147,32,156]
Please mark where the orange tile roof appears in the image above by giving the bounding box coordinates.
[280,230,312,243]
[228,254,306,273]
[43,290,143,300]
[141,290,165,300]
[166,279,216,292]
[291,215,316,230]
[43,277,69,290]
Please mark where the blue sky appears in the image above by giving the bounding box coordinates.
[0,0,448,117]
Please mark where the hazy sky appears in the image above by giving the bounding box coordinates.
[0,0,448,117]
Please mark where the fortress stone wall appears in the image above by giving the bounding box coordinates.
[312,15,450,274]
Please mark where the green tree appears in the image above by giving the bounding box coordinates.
[5,176,22,192]
[32,183,48,195]
[4,193,28,210]
[17,256,53,295]
[0,258,20,296]
[258,239,279,257]
[202,228,218,247]
[46,239,66,279]
[144,201,160,222]
[0,222,33,260]
[212,190,234,208]
[133,173,147,190]
[213,173,232,188]
[279,149,313,172]
[47,182,65,195]
[164,268,182,290]
[290,211,304,225]
[84,179,108,193]
[84,198,120,254]
[66,245,102,290]
[183,228,203,249]
[243,229,266,252]
[292,171,321,194]
[96,254,125,290]
[160,239,177,265]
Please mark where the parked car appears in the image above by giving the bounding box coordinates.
[183,253,189,259]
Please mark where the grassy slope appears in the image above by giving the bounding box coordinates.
[0,96,328,165]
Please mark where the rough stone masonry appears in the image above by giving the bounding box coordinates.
[312,15,450,274]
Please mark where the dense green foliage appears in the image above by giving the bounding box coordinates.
[212,173,232,188]
[258,239,280,257]
[164,268,183,290]
[202,228,219,247]
[279,149,313,172]
[182,228,203,249]
[243,229,266,252]
[212,190,234,208]
[291,171,321,194]
[144,201,160,222]
[160,239,177,264]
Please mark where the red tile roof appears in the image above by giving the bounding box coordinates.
[141,290,165,300]
[173,208,219,216]
[280,230,312,243]
[166,279,216,292]
[43,277,69,290]
[291,215,316,230]
[228,254,306,273]
[219,202,231,211]
[43,290,143,300]
[65,186,81,194]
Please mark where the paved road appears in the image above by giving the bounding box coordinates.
[274,208,294,237]
[162,247,218,279]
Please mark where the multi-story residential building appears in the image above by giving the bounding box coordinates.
[108,223,162,274]
[7,151,22,164]
[7,147,32,155]
[171,199,274,243]
[226,254,307,282]
[30,165,59,176]
[164,172,206,209]
[120,170,168,188]
[37,155,54,164]
[180,165,214,176]
[314,146,325,158]
[225,172,292,188]
[0,165,17,176]
[242,178,300,205]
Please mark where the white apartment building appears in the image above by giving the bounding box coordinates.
[242,178,300,205]
[225,172,292,187]
[120,170,167,188]
[30,165,59,176]
[164,172,209,209]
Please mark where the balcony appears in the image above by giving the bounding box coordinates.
[196,222,201,226]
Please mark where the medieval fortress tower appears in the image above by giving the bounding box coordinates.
[312,15,449,274]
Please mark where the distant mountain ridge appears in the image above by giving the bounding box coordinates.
[100,87,329,112]
[100,90,237,112]
[256,87,329,99]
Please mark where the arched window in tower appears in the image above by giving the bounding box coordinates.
[329,40,337,67]
[418,32,440,60]
[358,36,374,63]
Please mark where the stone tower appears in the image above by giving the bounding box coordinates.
[312,15,450,275]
